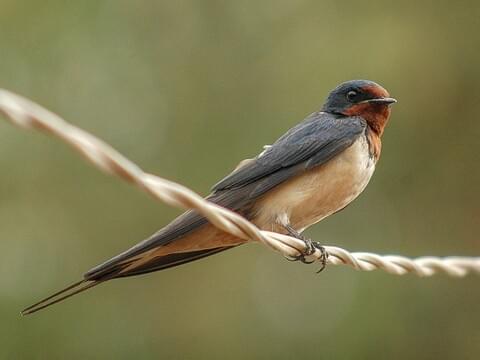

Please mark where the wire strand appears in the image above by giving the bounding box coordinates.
[0,89,478,278]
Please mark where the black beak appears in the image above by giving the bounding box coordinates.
[366,97,397,105]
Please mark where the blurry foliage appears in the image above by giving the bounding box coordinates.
[0,0,479,359]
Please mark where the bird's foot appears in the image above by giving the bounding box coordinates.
[285,238,329,271]
[282,224,328,271]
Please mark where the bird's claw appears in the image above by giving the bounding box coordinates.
[285,238,329,271]
[315,245,328,273]
[285,254,316,264]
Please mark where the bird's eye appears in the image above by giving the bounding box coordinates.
[346,90,358,102]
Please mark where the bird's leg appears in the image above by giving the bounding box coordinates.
[282,224,328,271]
[283,225,315,263]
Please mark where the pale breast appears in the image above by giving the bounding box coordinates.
[252,134,376,233]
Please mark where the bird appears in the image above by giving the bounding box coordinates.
[22,79,396,315]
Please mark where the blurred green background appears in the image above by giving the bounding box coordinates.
[0,1,479,359]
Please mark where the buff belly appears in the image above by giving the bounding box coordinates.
[252,134,376,233]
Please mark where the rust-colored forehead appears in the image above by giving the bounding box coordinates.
[361,84,390,98]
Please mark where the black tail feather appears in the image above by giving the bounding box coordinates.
[21,279,86,315]
[21,280,101,315]
[21,266,127,316]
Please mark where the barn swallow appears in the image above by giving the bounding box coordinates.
[22,79,396,315]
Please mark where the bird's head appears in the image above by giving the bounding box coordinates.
[322,80,396,136]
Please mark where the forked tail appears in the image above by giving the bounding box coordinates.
[22,279,103,315]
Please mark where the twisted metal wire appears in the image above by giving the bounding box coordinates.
[0,89,478,278]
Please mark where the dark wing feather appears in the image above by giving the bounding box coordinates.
[212,112,366,191]
[86,112,365,280]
